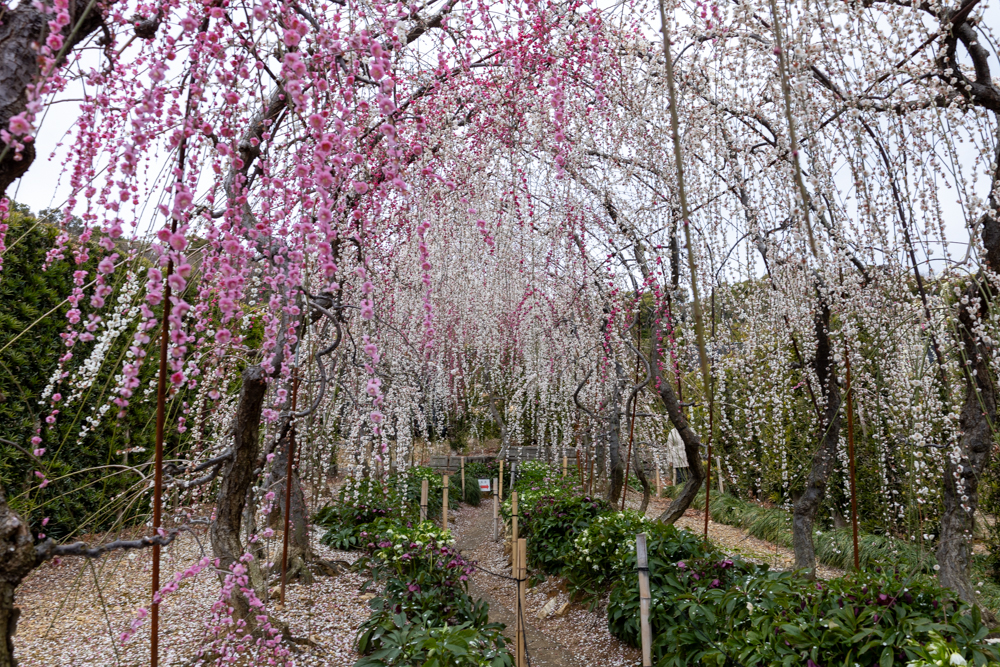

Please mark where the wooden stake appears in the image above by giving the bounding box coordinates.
[499,459,504,502]
[656,467,662,498]
[515,537,527,667]
[442,475,449,529]
[716,453,725,495]
[461,457,466,497]
[636,533,652,667]
[493,477,499,542]
[420,478,428,522]
[511,490,519,545]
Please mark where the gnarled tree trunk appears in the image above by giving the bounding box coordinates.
[791,291,841,578]
[937,206,1000,609]
[266,437,312,583]
[0,488,38,667]
[652,319,706,524]
[605,366,626,504]
[210,364,268,624]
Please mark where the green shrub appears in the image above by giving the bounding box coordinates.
[607,553,1000,667]
[518,492,608,574]
[315,476,412,550]
[463,481,482,506]
[356,611,511,667]
[562,510,654,600]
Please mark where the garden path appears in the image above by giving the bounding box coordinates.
[451,503,640,667]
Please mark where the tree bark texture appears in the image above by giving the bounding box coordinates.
[210,364,268,623]
[605,366,626,504]
[791,291,841,577]
[0,487,37,667]
[633,443,651,515]
[266,436,311,578]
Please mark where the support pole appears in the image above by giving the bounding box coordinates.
[636,533,652,667]
[499,459,504,502]
[493,477,499,541]
[461,457,466,497]
[656,466,662,498]
[442,474,449,530]
[420,478,428,522]
[515,537,527,667]
[279,371,300,605]
[562,455,567,477]
[511,490,519,545]
[150,233,176,667]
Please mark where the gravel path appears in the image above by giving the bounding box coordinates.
[13,526,370,666]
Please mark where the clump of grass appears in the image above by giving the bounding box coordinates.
[813,528,935,574]
[697,493,999,615]
[709,495,934,573]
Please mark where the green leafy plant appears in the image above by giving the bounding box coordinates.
[517,492,608,574]
[356,610,511,667]
[562,510,654,600]
[315,476,412,550]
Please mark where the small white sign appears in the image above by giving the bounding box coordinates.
[478,479,491,492]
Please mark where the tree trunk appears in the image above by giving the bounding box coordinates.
[937,275,998,609]
[210,364,268,624]
[633,444,651,515]
[652,320,706,524]
[0,0,105,197]
[487,387,508,457]
[606,370,626,504]
[791,291,841,578]
[0,488,39,667]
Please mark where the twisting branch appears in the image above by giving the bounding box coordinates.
[573,369,596,418]
[35,525,193,563]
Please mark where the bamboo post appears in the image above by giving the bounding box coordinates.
[461,456,466,497]
[420,478,428,522]
[636,533,652,667]
[716,454,725,495]
[671,464,677,486]
[493,477,499,541]
[442,474,449,529]
[562,455,567,477]
[656,467,662,498]
[499,459,504,502]
[511,490,519,544]
[515,537,527,667]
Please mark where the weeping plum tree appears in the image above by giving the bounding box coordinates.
[2,0,1000,662]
